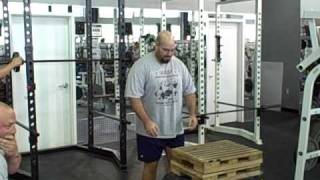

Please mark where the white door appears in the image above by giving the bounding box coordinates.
[206,21,243,124]
[11,15,76,152]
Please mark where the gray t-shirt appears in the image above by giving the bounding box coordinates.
[0,150,8,180]
[125,52,196,138]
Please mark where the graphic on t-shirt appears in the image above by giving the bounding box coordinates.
[155,78,178,105]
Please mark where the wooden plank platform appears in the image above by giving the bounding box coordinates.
[171,140,263,174]
[171,160,262,180]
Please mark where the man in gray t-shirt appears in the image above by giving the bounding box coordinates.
[125,31,197,180]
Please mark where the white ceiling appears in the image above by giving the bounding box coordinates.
[8,0,255,13]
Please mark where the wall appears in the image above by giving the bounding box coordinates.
[0,3,183,43]
[262,0,300,109]
[0,2,84,44]
[301,0,320,15]
[97,7,182,42]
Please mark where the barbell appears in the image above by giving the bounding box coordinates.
[0,57,121,64]
[0,51,131,66]
[16,121,39,137]
[182,103,280,120]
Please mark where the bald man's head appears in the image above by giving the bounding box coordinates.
[156,31,175,46]
[0,102,13,115]
[155,31,176,63]
[0,102,16,137]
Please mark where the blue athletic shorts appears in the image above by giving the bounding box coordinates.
[136,134,185,162]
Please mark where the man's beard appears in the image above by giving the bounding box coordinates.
[159,57,171,64]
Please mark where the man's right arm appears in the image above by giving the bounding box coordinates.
[6,153,21,175]
[0,135,21,174]
[129,98,159,137]
[0,57,23,78]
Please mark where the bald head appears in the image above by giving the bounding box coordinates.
[155,31,176,63]
[156,31,175,46]
[0,102,16,137]
[0,102,13,114]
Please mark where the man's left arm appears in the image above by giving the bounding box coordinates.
[185,93,198,130]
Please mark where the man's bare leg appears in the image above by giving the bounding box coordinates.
[142,161,158,180]
[165,147,173,171]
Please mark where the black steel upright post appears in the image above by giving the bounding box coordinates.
[118,0,127,168]
[2,0,13,105]
[23,1,39,180]
[215,35,221,62]
[86,0,94,148]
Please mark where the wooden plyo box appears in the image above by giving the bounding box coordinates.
[170,140,263,180]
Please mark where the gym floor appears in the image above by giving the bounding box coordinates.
[14,110,320,180]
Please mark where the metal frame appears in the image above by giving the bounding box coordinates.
[295,11,320,180]
[307,19,320,49]
[199,0,263,145]
[22,1,39,180]
[295,51,320,180]
[214,2,222,127]
[197,0,207,144]
[253,0,263,144]
[113,8,120,117]
[117,0,128,167]
[86,0,94,149]
[89,17,181,26]
[7,0,129,179]
[297,48,320,72]
[190,11,197,83]
[197,0,206,116]
[2,0,13,106]
[139,8,146,57]
[161,0,167,31]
